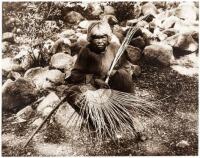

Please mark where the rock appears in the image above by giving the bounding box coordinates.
[164,33,198,53]
[176,140,190,148]
[103,5,115,15]
[130,36,146,49]
[7,71,21,80]
[131,65,142,77]
[173,19,199,34]
[171,53,198,77]
[2,78,37,112]
[24,67,65,89]
[162,28,177,37]
[43,69,65,89]
[175,3,197,21]
[101,15,118,26]
[59,29,76,38]
[16,106,33,120]
[126,45,142,64]
[161,16,180,29]
[153,28,168,41]
[54,102,78,128]
[87,3,103,17]
[2,32,14,43]
[50,53,75,72]
[2,79,14,93]
[78,20,95,29]
[112,25,126,42]
[32,118,44,127]
[191,31,198,42]
[51,38,71,55]
[13,47,35,71]
[143,43,174,66]
[37,92,60,114]
[2,41,9,53]
[42,107,54,116]
[141,2,158,16]
[2,58,23,74]
[64,11,84,25]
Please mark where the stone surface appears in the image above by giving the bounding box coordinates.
[64,11,84,24]
[176,140,190,148]
[126,45,141,64]
[37,92,60,113]
[2,32,14,43]
[130,36,146,49]
[103,5,115,15]
[2,41,9,53]
[24,67,65,89]
[87,3,103,17]
[142,2,158,16]
[164,33,198,53]
[16,105,33,120]
[143,43,174,66]
[175,3,197,21]
[7,71,21,80]
[2,78,37,112]
[50,53,74,71]
[161,16,180,29]
[131,65,142,77]
[32,118,44,127]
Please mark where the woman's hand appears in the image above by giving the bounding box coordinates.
[94,79,109,89]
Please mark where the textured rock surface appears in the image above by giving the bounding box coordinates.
[143,43,174,66]
[2,78,37,111]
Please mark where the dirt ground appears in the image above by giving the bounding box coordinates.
[1,62,198,156]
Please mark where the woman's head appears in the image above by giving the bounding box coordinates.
[87,21,112,52]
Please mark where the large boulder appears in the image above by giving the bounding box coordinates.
[2,58,24,75]
[50,53,74,72]
[2,78,38,112]
[143,43,174,66]
[2,41,10,54]
[78,20,95,29]
[7,71,21,80]
[130,36,146,49]
[164,33,198,53]
[103,5,115,15]
[101,14,118,26]
[24,67,65,90]
[54,102,78,128]
[175,3,197,21]
[16,105,33,122]
[126,45,142,64]
[64,11,84,25]
[37,92,60,116]
[87,3,103,17]
[173,19,199,34]
[2,32,15,43]
[161,16,180,29]
[50,38,71,55]
[58,29,76,39]
[171,53,198,77]
[141,2,158,16]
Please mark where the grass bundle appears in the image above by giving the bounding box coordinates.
[67,89,160,141]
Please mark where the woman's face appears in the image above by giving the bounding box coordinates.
[91,35,109,52]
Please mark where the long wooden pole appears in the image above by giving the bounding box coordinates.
[23,97,67,148]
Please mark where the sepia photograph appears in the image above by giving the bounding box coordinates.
[1,0,199,156]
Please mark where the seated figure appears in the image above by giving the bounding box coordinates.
[66,21,134,93]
